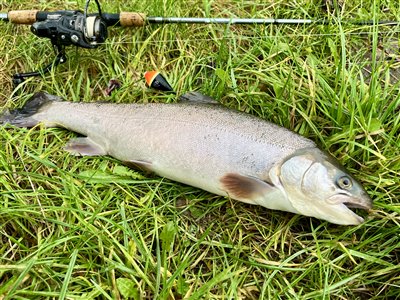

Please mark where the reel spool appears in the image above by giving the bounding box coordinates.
[82,0,107,45]
[85,15,105,42]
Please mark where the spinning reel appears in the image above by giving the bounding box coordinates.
[13,0,107,86]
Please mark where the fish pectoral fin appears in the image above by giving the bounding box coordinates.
[64,137,107,156]
[220,173,275,203]
[220,173,297,212]
[124,160,153,172]
[179,91,220,105]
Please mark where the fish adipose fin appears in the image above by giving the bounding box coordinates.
[0,92,62,127]
[64,137,107,156]
[179,92,220,105]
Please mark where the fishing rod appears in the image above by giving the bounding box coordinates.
[1,0,398,86]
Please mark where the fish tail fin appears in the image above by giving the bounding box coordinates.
[0,92,62,127]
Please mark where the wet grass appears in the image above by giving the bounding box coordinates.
[0,0,399,299]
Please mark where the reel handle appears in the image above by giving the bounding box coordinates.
[5,10,147,27]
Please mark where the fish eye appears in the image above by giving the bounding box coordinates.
[337,176,353,190]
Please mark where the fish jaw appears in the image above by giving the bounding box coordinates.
[325,204,364,225]
[282,193,371,225]
[318,201,368,225]
[292,188,373,225]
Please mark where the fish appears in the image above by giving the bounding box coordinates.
[0,92,372,225]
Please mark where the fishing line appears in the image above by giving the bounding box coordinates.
[99,22,400,45]
[95,29,400,46]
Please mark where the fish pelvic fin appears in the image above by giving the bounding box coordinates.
[0,92,62,128]
[64,137,107,156]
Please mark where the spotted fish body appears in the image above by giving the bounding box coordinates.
[0,92,372,225]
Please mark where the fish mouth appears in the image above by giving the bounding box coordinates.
[343,201,372,210]
[328,194,372,225]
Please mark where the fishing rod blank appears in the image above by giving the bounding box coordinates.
[0,10,398,26]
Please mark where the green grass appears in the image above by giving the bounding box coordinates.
[1,0,399,299]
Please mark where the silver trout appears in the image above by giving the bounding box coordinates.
[0,92,372,225]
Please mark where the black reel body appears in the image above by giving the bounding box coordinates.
[31,10,107,48]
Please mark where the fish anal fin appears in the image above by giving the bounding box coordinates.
[64,137,107,156]
[179,91,220,105]
[124,160,153,173]
[220,173,275,203]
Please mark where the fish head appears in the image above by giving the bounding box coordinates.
[274,148,372,225]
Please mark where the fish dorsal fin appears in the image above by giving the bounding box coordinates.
[179,91,220,105]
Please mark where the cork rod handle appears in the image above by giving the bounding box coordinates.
[119,12,146,27]
[8,10,39,24]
